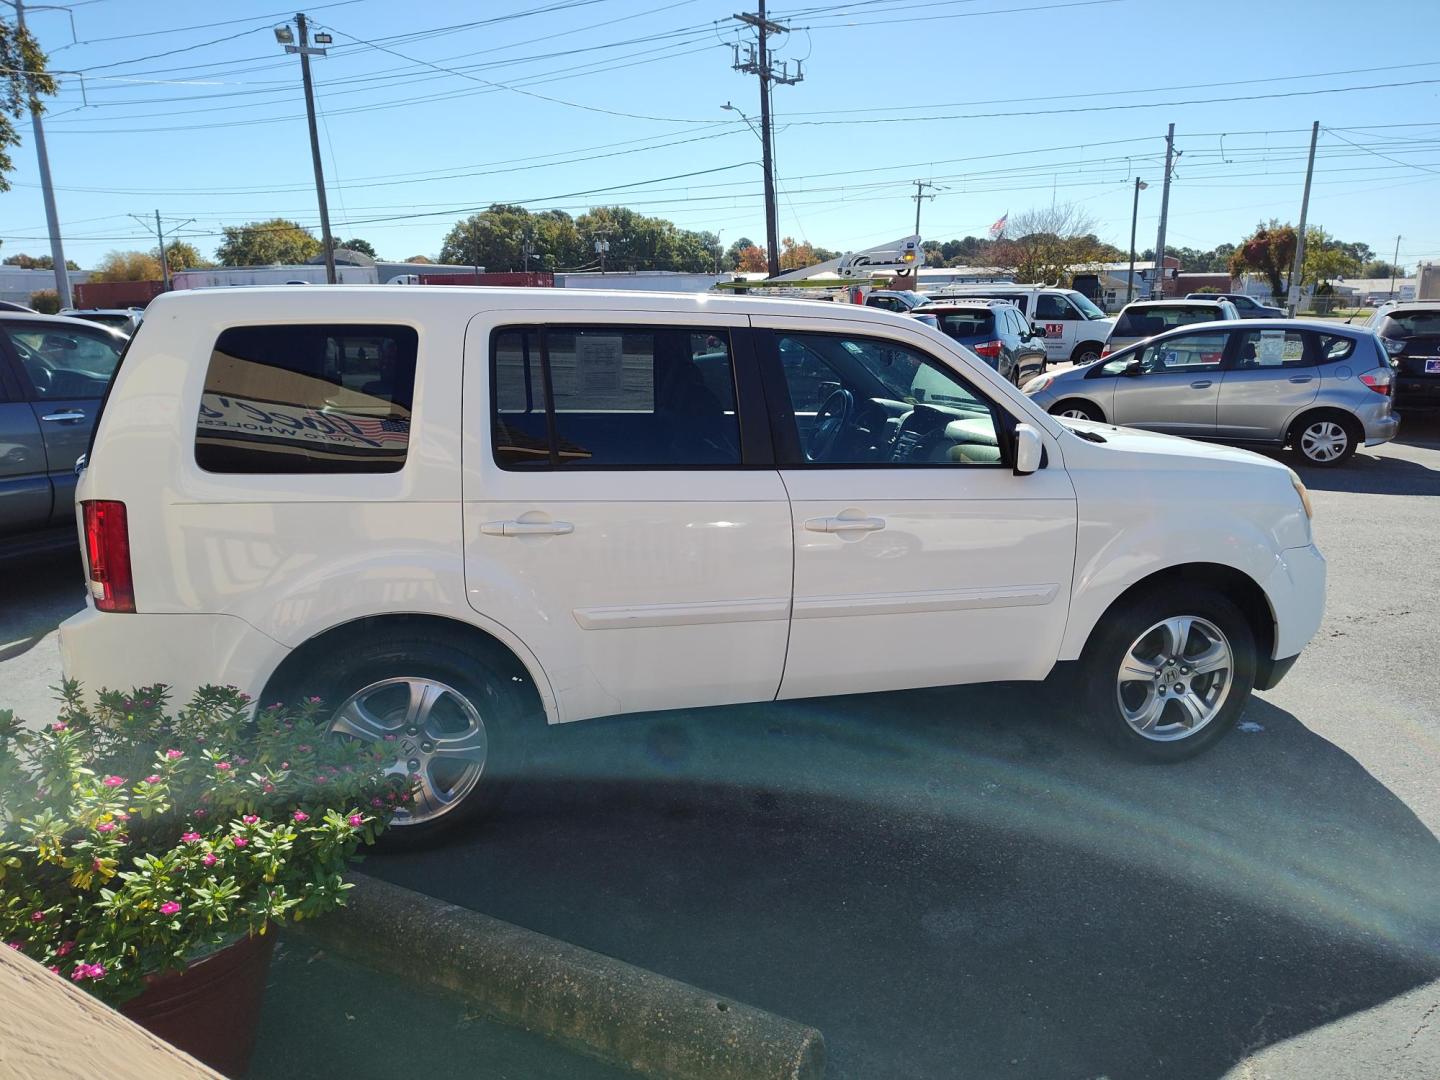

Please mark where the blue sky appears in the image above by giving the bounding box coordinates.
[4,0,1439,271]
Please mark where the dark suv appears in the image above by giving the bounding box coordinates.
[1186,293,1285,318]
[919,300,1047,386]
[1373,303,1440,413]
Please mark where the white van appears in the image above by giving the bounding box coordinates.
[925,284,1116,366]
[62,287,1325,839]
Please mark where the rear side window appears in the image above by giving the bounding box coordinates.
[492,326,741,469]
[195,324,417,474]
[1315,334,1356,363]
[1234,329,1311,368]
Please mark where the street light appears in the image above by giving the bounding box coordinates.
[721,101,762,141]
[273,24,294,44]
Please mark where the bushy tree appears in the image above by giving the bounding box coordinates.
[335,237,377,258]
[0,22,57,192]
[156,241,211,274]
[1362,260,1404,279]
[28,289,57,313]
[1228,221,1297,300]
[735,245,768,273]
[725,237,756,269]
[1301,227,1361,287]
[3,253,78,271]
[90,250,163,282]
[988,204,1116,284]
[215,218,321,266]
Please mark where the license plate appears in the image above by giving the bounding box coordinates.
[1425,358,1440,374]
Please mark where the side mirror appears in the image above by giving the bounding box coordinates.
[1013,423,1042,475]
[1031,325,1047,338]
[1122,360,1146,377]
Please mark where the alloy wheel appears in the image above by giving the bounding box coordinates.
[329,677,488,825]
[1300,421,1348,463]
[1114,615,1233,742]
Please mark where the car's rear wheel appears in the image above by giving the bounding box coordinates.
[1078,586,1256,761]
[1290,412,1360,467]
[300,631,534,845]
[1051,399,1104,422]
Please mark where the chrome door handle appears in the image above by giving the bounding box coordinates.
[1288,376,1313,384]
[480,520,574,537]
[803,516,886,534]
[41,410,86,423]
[1189,380,1213,389]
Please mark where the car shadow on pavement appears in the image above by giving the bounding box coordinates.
[0,549,84,663]
[366,685,1440,1080]
[1290,451,1440,496]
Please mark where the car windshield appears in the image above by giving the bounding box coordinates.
[1378,310,1440,338]
[1068,292,1107,319]
[1113,305,1222,336]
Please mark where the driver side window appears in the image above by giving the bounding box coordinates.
[771,331,1005,467]
[4,323,124,399]
[1034,295,1073,321]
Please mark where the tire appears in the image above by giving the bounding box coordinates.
[293,630,535,846]
[1077,585,1257,762]
[1289,412,1360,468]
[1071,342,1104,365]
[1050,399,1104,422]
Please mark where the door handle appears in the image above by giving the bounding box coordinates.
[41,410,86,423]
[1189,380,1213,389]
[1288,376,1313,384]
[480,520,574,537]
[803,516,886,534]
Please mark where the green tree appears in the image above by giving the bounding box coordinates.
[988,204,1116,284]
[405,255,433,264]
[2,253,78,271]
[1228,220,1297,300]
[90,250,163,282]
[1301,227,1361,287]
[0,21,57,192]
[1362,260,1404,279]
[28,289,58,314]
[334,237,377,259]
[725,237,756,269]
[156,241,211,274]
[439,204,534,270]
[216,218,321,266]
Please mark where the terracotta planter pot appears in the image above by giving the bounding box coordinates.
[120,931,276,1077]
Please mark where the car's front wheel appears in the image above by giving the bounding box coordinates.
[1079,586,1256,761]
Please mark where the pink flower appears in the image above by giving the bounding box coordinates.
[145,775,162,784]
[231,835,248,848]
[314,775,329,785]
[181,831,200,843]
[236,757,250,766]
[56,941,74,957]
[215,761,232,771]
[5,942,20,950]
[29,911,44,923]
[114,812,130,822]
[90,858,103,871]
[165,749,183,760]
[201,853,217,867]
[96,822,116,834]
[242,814,259,825]
[51,722,67,732]
[370,798,383,808]
[158,901,181,916]
[47,965,59,974]
[307,696,322,705]
[238,692,252,704]
[69,963,105,981]
[347,814,364,828]
[280,762,291,770]
[297,745,312,753]
[101,775,125,788]
[194,809,207,818]
[292,811,309,823]
[263,782,276,794]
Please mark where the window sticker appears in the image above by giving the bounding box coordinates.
[1257,330,1287,366]
[576,335,624,395]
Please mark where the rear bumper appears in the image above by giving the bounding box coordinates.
[1362,411,1400,446]
[1261,543,1327,661]
[58,604,289,707]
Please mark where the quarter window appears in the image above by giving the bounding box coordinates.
[194,324,417,474]
[1316,333,1356,363]
[5,323,124,399]
[492,326,741,469]
[1234,329,1311,369]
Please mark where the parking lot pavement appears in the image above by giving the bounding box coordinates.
[0,548,85,726]
[3,419,1438,1079]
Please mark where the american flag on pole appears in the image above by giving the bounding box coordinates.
[988,212,1009,240]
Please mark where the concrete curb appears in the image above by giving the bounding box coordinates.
[298,873,825,1080]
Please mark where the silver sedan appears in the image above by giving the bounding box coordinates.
[1022,319,1400,467]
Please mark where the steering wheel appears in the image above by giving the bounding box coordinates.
[25,360,53,394]
[808,387,855,461]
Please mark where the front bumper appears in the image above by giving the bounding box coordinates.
[59,603,289,708]
[1261,543,1327,662]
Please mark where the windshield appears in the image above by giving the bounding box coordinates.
[1068,291,1107,319]
[1113,305,1222,337]
[1378,310,1440,338]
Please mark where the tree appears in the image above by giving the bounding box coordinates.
[439,204,537,270]
[3,253,79,271]
[335,237,377,258]
[28,289,57,314]
[0,21,57,192]
[1362,260,1404,279]
[89,250,163,282]
[1301,227,1361,287]
[405,255,433,264]
[988,204,1115,284]
[1228,220,1297,300]
[216,218,321,266]
[735,245,768,273]
[156,241,211,274]
[725,237,756,269]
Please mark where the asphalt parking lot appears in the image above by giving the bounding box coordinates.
[3,418,1438,1080]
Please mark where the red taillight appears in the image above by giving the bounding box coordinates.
[973,339,1003,359]
[1100,346,1112,358]
[1360,369,1392,396]
[82,500,135,613]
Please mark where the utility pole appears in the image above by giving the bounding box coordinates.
[1151,123,1175,299]
[277,14,336,284]
[594,236,610,275]
[15,0,71,307]
[129,211,194,291]
[1390,234,1402,300]
[1126,177,1148,304]
[1286,120,1319,315]
[732,1,802,280]
[911,179,939,238]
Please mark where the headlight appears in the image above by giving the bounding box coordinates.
[1288,469,1313,520]
[1023,373,1053,395]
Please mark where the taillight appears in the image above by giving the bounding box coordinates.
[1100,346,1112,358]
[81,500,135,613]
[973,340,1003,359]
[1359,368,1392,396]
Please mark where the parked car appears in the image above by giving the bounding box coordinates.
[0,300,36,313]
[1024,319,1397,467]
[865,290,930,313]
[1185,293,1284,318]
[62,287,1326,838]
[59,307,143,337]
[1104,299,1240,355]
[0,313,129,557]
[924,284,1115,366]
[922,300,1047,386]
[1366,302,1440,413]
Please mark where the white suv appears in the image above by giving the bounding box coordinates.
[61,287,1326,839]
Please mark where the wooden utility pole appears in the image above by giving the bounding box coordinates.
[1286,120,1320,315]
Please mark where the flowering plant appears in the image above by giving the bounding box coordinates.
[0,683,408,1004]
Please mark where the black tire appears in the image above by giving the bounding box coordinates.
[1071,342,1104,365]
[1050,399,1104,422]
[1077,585,1257,762]
[1289,411,1360,468]
[293,630,536,846]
